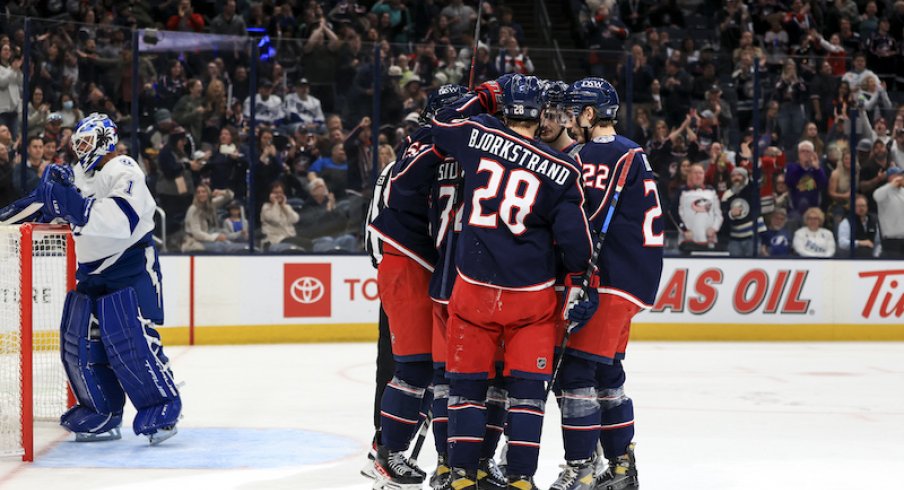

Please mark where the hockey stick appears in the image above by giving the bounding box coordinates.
[409,409,432,463]
[546,155,635,399]
[468,1,484,91]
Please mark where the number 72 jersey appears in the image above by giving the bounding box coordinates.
[578,135,664,308]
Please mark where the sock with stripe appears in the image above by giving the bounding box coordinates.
[447,378,489,471]
[504,377,545,477]
[379,361,432,451]
[596,360,634,460]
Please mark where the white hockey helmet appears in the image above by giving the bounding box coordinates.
[71,113,118,171]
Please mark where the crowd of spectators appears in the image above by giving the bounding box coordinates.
[1,0,904,258]
[568,0,904,258]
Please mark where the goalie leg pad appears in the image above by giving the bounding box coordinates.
[59,291,125,435]
[97,288,181,437]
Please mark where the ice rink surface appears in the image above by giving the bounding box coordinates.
[2,341,904,490]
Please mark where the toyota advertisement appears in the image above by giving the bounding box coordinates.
[155,256,904,342]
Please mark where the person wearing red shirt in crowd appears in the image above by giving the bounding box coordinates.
[166,0,205,33]
[704,142,734,199]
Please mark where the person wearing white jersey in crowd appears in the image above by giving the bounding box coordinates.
[793,207,835,257]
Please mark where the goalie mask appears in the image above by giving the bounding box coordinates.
[72,113,118,171]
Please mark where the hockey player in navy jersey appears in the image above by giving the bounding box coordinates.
[539,81,579,156]
[367,82,512,490]
[430,74,597,490]
[33,113,181,445]
[548,79,664,490]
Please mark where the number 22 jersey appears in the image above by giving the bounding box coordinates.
[577,135,664,308]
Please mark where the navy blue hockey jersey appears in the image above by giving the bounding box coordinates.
[427,157,462,302]
[431,114,592,290]
[368,127,443,270]
[577,135,664,307]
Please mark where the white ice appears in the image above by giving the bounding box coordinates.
[2,341,904,489]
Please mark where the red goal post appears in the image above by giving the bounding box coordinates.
[0,224,76,462]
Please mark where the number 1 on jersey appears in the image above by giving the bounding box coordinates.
[469,158,541,235]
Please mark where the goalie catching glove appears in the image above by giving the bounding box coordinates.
[561,272,600,334]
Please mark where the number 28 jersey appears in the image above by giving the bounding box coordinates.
[578,135,664,308]
[431,114,592,291]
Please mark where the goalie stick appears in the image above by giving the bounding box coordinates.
[546,154,635,399]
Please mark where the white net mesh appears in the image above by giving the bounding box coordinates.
[0,225,71,458]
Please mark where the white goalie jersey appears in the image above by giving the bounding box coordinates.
[71,156,157,268]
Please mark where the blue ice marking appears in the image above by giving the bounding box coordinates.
[35,428,359,469]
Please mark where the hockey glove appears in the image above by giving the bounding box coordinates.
[42,163,75,187]
[37,180,91,226]
[562,272,600,335]
[0,191,44,225]
[475,80,504,114]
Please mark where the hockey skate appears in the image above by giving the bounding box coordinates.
[438,468,477,490]
[429,453,451,489]
[372,445,425,490]
[74,426,122,442]
[548,454,597,490]
[477,457,507,489]
[148,425,178,446]
[361,439,378,480]
[506,474,538,490]
[596,443,638,490]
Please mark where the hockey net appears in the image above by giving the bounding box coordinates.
[0,224,74,461]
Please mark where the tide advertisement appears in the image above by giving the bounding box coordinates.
[156,256,904,344]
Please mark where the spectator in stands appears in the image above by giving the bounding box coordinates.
[26,86,50,138]
[809,61,838,131]
[0,43,23,136]
[297,177,357,252]
[837,194,882,257]
[721,167,766,257]
[222,200,249,246]
[660,59,693,127]
[0,140,15,204]
[889,127,904,168]
[704,142,733,198]
[243,78,285,128]
[759,208,793,257]
[41,113,64,147]
[253,127,286,209]
[284,78,325,135]
[874,167,904,258]
[158,60,188,110]
[859,138,892,211]
[828,150,856,225]
[261,181,306,252]
[801,122,825,158]
[495,37,534,75]
[42,137,62,165]
[773,59,808,152]
[440,0,477,44]
[11,136,45,197]
[210,0,247,36]
[858,75,893,124]
[206,126,246,197]
[764,16,790,72]
[842,53,878,95]
[677,163,723,253]
[174,78,208,146]
[793,207,836,257]
[156,129,196,232]
[866,18,897,85]
[309,142,348,199]
[182,185,245,252]
[57,93,82,130]
[786,140,828,215]
[344,116,373,198]
[167,0,205,32]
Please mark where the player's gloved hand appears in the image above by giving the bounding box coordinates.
[0,190,43,224]
[562,272,600,335]
[495,73,515,91]
[475,79,504,114]
[42,163,75,187]
[37,180,91,226]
